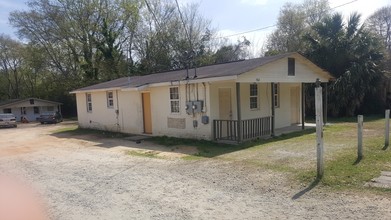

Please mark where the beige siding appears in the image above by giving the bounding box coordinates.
[208,82,301,129]
[76,91,119,131]
[237,57,330,83]
[118,91,144,134]
[209,81,237,121]
[77,90,143,133]
[148,83,212,139]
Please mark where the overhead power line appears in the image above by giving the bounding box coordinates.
[212,0,359,40]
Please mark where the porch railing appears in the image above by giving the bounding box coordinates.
[213,116,272,142]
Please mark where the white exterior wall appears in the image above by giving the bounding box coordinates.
[208,82,301,129]
[148,83,212,139]
[118,91,144,134]
[237,57,329,83]
[76,91,120,131]
[209,81,237,121]
[76,83,213,139]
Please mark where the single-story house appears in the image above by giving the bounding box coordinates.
[0,98,62,122]
[71,52,333,142]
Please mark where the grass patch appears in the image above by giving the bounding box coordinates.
[151,129,316,159]
[127,150,161,159]
[150,136,244,158]
[52,125,79,133]
[52,126,129,138]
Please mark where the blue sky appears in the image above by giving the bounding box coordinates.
[1,0,390,55]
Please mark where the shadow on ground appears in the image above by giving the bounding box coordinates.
[292,178,321,200]
[51,127,316,158]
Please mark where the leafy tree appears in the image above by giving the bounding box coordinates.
[0,35,25,99]
[266,0,330,54]
[10,0,140,82]
[213,37,250,63]
[304,13,386,116]
[366,6,391,50]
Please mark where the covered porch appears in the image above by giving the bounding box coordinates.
[211,81,328,143]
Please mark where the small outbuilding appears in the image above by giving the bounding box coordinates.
[71,52,333,142]
[0,98,62,122]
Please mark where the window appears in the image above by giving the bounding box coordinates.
[273,83,280,108]
[250,84,258,109]
[34,106,40,114]
[21,107,26,115]
[47,106,54,112]
[86,93,92,112]
[169,87,180,113]
[3,108,11,113]
[107,91,114,108]
[288,58,295,76]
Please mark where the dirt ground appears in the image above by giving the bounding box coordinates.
[0,122,390,219]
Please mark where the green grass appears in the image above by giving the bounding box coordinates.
[52,125,79,133]
[295,118,391,192]
[126,150,161,159]
[52,126,130,138]
[52,117,391,192]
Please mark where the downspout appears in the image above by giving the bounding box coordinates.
[116,90,120,132]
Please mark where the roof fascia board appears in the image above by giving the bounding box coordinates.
[70,87,122,94]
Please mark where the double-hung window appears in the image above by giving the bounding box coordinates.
[170,87,180,113]
[86,93,92,112]
[250,84,258,109]
[107,91,114,108]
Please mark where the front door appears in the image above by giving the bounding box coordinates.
[218,88,232,139]
[142,93,152,134]
[290,86,300,124]
[219,88,232,120]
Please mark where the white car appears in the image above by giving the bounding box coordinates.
[0,114,17,128]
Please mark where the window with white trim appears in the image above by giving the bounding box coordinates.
[169,87,180,113]
[250,84,258,109]
[86,93,92,112]
[107,91,114,108]
[273,83,280,108]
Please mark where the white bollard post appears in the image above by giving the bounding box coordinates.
[385,109,390,148]
[315,79,324,179]
[357,115,363,159]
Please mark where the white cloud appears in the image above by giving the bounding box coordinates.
[240,0,268,6]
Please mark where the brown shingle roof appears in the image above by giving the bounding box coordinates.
[72,52,324,92]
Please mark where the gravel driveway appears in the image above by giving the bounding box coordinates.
[0,122,390,219]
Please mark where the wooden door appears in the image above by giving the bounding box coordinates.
[219,88,232,120]
[142,93,152,134]
[290,86,300,124]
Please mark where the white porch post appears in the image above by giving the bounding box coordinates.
[236,82,242,142]
[271,82,275,136]
[323,83,328,125]
[301,83,305,130]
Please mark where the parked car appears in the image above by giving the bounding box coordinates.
[0,114,17,128]
[37,112,63,124]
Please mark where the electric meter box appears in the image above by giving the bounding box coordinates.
[185,101,203,114]
[201,115,209,124]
